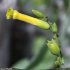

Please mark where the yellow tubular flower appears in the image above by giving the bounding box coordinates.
[6,8,50,30]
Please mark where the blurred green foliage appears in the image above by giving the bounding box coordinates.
[12,37,56,69]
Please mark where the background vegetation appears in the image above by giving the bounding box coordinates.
[0,0,70,69]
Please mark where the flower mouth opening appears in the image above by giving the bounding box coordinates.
[6,8,13,19]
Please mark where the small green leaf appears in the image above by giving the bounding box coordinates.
[32,9,44,18]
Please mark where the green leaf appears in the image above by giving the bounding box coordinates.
[12,58,30,69]
[32,50,56,70]
[32,37,46,55]
[25,37,48,70]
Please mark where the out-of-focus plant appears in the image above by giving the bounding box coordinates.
[6,8,64,69]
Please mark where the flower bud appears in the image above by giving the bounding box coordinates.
[51,22,57,33]
[47,39,60,56]
[53,34,59,43]
[32,9,44,18]
[55,60,61,68]
[55,57,64,67]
